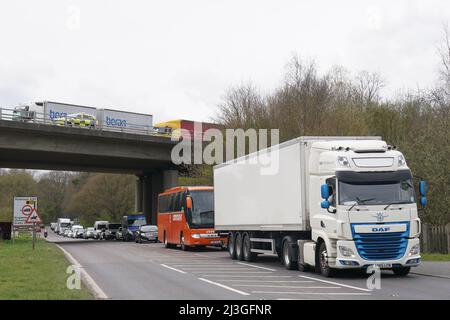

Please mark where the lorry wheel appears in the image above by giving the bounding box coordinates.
[282,237,297,270]
[242,233,257,262]
[228,233,237,259]
[318,241,334,277]
[392,267,410,276]
[235,233,244,261]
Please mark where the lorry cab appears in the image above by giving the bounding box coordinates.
[303,139,425,276]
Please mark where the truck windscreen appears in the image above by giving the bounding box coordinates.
[338,176,415,206]
[187,190,214,229]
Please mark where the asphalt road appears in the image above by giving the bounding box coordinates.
[48,232,450,300]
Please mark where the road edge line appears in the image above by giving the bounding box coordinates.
[56,244,108,300]
[160,264,187,274]
[411,271,450,280]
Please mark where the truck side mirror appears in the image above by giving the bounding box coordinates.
[419,180,426,196]
[186,197,192,209]
[321,184,330,199]
[420,197,427,207]
[321,200,330,209]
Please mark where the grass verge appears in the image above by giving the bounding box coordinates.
[0,237,92,299]
[421,253,450,261]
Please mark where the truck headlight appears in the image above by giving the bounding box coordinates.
[337,156,350,167]
[398,155,406,167]
[339,246,355,257]
[192,234,201,239]
[409,244,420,256]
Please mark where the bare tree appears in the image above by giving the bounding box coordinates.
[355,71,385,104]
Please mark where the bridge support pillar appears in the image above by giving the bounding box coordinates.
[138,170,178,226]
[135,176,143,213]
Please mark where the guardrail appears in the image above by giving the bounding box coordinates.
[0,107,172,137]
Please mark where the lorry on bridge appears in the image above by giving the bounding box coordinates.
[10,101,154,134]
[214,136,427,277]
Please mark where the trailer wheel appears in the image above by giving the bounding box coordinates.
[228,232,237,259]
[235,232,244,261]
[242,232,257,262]
[282,236,297,270]
[318,241,334,277]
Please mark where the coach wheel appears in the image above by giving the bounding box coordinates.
[180,232,189,251]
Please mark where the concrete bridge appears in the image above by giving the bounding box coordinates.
[0,119,179,224]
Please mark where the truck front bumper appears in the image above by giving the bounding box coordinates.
[334,238,421,269]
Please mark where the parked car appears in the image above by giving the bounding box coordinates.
[103,223,121,240]
[84,227,95,239]
[135,225,158,243]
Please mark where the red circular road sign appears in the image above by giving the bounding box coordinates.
[21,205,34,216]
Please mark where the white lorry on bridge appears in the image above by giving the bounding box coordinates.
[214,136,426,277]
[10,101,154,134]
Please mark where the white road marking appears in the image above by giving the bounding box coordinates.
[198,278,250,296]
[218,280,315,283]
[235,284,341,289]
[236,262,277,271]
[56,244,108,299]
[298,275,371,292]
[252,291,371,295]
[160,264,187,274]
[198,272,272,275]
[204,275,293,278]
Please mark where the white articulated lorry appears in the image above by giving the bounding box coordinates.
[214,136,427,277]
[11,101,153,133]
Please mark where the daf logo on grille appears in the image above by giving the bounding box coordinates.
[373,212,388,222]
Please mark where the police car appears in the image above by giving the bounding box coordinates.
[54,112,98,128]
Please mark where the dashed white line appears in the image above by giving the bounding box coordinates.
[236,262,277,271]
[198,278,250,296]
[252,291,371,295]
[218,280,314,283]
[160,264,187,274]
[298,275,371,292]
[235,285,341,289]
[204,275,293,278]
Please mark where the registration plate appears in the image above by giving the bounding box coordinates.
[372,263,392,268]
[210,240,222,245]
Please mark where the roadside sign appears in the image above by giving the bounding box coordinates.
[25,208,42,224]
[13,197,38,226]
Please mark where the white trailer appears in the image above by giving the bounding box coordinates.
[214,136,426,277]
[16,101,97,123]
[96,108,153,133]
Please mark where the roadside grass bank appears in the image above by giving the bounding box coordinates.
[0,237,92,299]
[421,253,450,261]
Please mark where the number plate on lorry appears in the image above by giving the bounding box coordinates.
[372,263,392,268]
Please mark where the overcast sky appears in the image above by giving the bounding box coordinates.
[0,0,449,123]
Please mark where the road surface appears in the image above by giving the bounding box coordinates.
[48,232,450,300]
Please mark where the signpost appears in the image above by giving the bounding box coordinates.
[13,197,41,249]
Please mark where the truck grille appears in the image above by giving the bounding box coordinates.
[351,223,409,261]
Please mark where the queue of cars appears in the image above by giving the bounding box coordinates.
[50,215,159,243]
